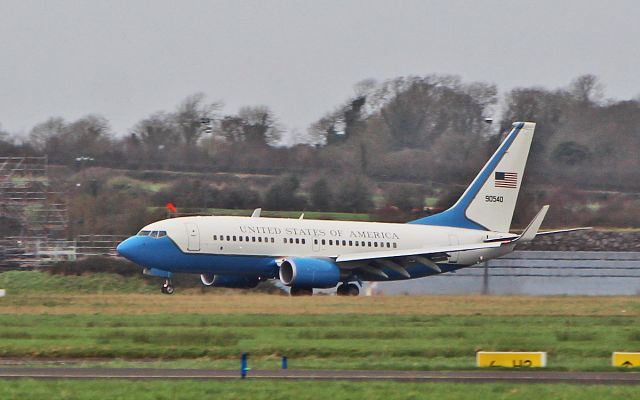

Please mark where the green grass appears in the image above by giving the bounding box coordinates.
[0,380,637,400]
[106,175,167,193]
[146,207,372,221]
[1,313,640,371]
[209,208,371,221]
[0,271,155,294]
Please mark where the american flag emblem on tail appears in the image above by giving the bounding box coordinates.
[495,172,518,188]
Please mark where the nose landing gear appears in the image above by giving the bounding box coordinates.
[336,283,360,296]
[161,279,174,295]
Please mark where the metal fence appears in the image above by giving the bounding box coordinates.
[375,251,640,296]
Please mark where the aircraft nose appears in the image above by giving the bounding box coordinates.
[116,237,137,260]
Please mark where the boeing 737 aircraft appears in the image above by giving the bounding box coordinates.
[117,122,585,296]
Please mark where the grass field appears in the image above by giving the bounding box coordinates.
[1,291,639,398]
[1,293,639,371]
[1,380,638,400]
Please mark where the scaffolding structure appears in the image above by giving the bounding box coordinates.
[0,156,74,268]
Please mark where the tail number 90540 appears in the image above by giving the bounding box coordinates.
[485,195,504,203]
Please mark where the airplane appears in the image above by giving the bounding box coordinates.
[116,122,587,296]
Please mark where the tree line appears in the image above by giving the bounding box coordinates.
[2,73,640,231]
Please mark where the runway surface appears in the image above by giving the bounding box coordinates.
[1,368,639,384]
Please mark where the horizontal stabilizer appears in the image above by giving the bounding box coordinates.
[536,227,592,236]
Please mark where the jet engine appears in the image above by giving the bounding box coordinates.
[200,274,260,289]
[278,257,341,288]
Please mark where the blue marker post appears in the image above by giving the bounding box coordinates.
[240,352,249,379]
[281,356,288,370]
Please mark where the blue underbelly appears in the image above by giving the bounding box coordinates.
[125,236,279,276]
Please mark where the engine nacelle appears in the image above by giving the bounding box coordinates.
[200,274,260,289]
[278,257,340,288]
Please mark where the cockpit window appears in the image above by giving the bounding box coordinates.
[150,231,159,238]
[138,230,151,236]
[158,231,167,237]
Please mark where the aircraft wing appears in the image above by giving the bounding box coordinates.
[335,242,503,263]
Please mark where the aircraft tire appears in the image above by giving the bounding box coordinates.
[346,283,359,296]
[164,285,175,295]
[290,287,313,296]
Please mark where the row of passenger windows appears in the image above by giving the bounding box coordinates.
[314,239,397,248]
[137,230,167,238]
[214,235,275,243]
[212,234,397,249]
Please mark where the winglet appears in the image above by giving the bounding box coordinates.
[517,205,549,242]
[251,208,262,218]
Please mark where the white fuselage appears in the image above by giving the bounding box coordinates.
[143,215,512,266]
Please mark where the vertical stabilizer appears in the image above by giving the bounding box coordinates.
[409,122,536,233]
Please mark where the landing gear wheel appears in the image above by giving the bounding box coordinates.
[347,283,360,296]
[162,279,174,295]
[336,283,359,296]
[346,283,360,296]
[290,287,313,296]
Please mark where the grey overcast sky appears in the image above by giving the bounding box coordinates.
[1,0,639,138]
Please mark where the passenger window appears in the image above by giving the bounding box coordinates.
[342,240,346,246]
[233,236,237,241]
[386,242,390,248]
[355,241,359,247]
[283,238,288,244]
[329,240,333,245]
[271,238,275,243]
[246,236,250,242]
[301,238,305,244]
[213,235,217,240]
[393,243,397,248]
[252,237,256,242]
[349,241,353,246]
[239,236,243,242]
[295,238,300,244]
[226,236,230,241]
[258,237,262,242]
[321,239,326,245]
[361,241,365,247]
[374,242,378,247]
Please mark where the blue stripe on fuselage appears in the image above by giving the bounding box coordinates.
[117,236,279,277]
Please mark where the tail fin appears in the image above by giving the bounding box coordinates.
[409,122,536,232]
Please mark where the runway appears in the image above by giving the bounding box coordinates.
[1,368,639,384]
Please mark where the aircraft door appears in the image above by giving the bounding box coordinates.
[186,223,200,251]
[448,234,459,263]
[312,237,326,252]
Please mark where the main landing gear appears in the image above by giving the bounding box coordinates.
[336,283,360,296]
[161,279,174,295]
[289,287,313,296]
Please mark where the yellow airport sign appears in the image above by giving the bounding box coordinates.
[612,352,640,368]
[476,351,547,368]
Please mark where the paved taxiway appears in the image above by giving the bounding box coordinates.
[1,368,639,384]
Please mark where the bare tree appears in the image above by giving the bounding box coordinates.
[173,93,222,146]
[568,74,604,105]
